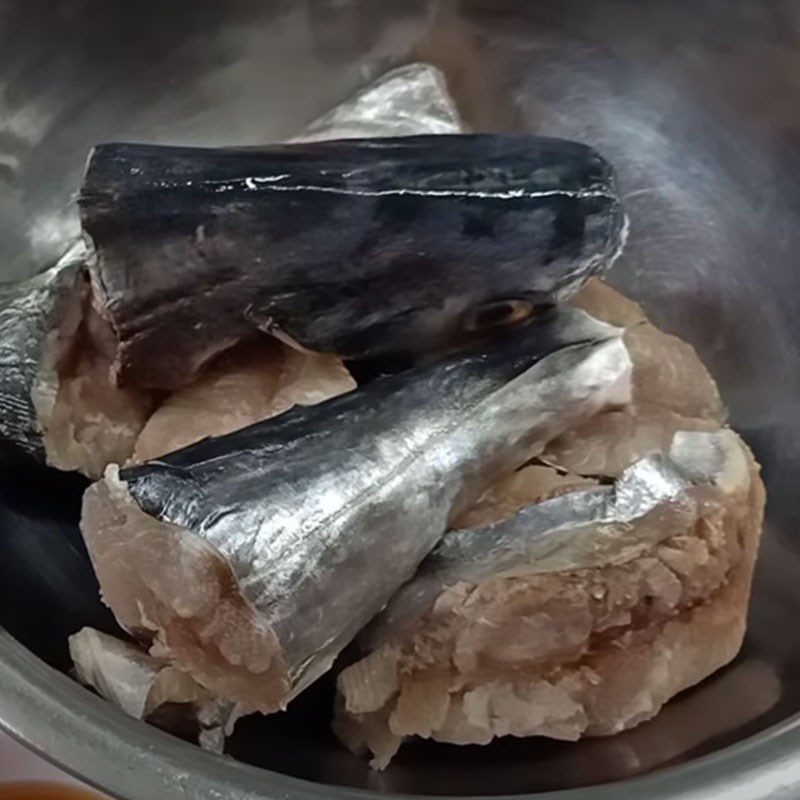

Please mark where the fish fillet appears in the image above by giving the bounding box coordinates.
[79,135,626,389]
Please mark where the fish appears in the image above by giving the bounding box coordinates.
[539,279,726,477]
[69,627,238,752]
[334,429,764,768]
[79,133,627,390]
[0,242,151,474]
[80,308,632,716]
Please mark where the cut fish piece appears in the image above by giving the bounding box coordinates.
[335,430,765,768]
[69,627,208,719]
[79,134,626,390]
[0,245,88,460]
[68,627,240,752]
[81,308,632,716]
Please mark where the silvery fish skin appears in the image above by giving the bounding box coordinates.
[80,308,632,714]
[79,134,626,390]
[291,62,464,142]
[0,245,84,459]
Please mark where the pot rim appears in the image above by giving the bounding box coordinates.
[1,629,797,800]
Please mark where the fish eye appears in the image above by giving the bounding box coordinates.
[464,299,536,331]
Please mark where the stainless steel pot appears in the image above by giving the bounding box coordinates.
[1,1,799,797]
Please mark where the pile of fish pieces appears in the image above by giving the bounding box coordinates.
[56,133,633,752]
[68,276,763,763]
[77,306,631,728]
[2,66,754,766]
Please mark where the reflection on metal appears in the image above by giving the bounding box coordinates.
[293,62,463,141]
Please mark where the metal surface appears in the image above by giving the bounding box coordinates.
[1,0,799,798]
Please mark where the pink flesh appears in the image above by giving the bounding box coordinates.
[39,288,355,475]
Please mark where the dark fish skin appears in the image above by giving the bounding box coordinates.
[82,308,631,712]
[79,134,626,391]
[0,247,83,459]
